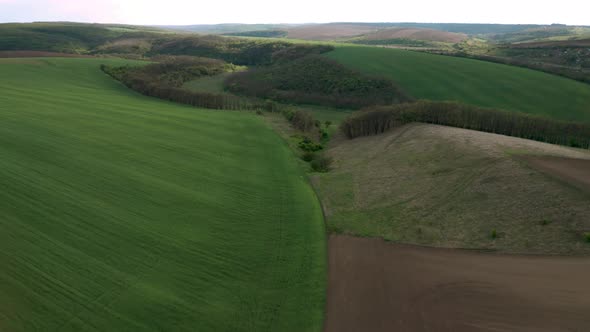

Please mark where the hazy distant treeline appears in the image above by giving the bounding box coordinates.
[341,101,590,149]
[223,30,288,38]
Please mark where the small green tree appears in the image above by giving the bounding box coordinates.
[301,151,315,162]
[310,154,333,172]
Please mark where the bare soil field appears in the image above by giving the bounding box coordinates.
[325,234,590,332]
[0,51,92,58]
[523,156,590,193]
[286,24,377,40]
[363,27,467,43]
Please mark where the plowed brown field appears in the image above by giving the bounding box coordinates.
[325,235,590,332]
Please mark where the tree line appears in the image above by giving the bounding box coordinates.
[101,56,271,111]
[340,101,590,149]
[149,35,334,66]
[224,55,414,109]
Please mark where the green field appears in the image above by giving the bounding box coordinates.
[0,58,325,331]
[327,46,590,122]
[183,73,231,94]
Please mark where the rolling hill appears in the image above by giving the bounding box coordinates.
[0,22,165,54]
[286,23,377,40]
[359,27,467,43]
[0,57,325,331]
[314,123,590,254]
[326,46,590,122]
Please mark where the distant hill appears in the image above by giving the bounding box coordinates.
[223,30,287,38]
[158,23,299,34]
[286,23,378,40]
[0,22,165,53]
[489,26,590,43]
[360,27,467,43]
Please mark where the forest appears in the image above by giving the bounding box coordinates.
[224,55,413,108]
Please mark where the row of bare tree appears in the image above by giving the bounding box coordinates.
[341,101,590,149]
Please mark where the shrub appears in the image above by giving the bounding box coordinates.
[585,233,590,243]
[491,229,498,240]
[310,154,333,172]
[291,110,316,132]
[282,109,295,122]
[301,151,315,162]
[298,137,323,152]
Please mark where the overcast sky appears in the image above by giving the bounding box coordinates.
[1,0,588,26]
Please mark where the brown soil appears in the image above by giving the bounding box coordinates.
[0,51,92,58]
[325,235,590,332]
[523,156,590,193]
[286,24,377,40]
[363,28,467,43]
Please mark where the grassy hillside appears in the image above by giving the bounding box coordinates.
[357,27,467,43]
[314,123,590,254]
[326,46,590,122]
[0,58,325,331]
[0,22,163,54]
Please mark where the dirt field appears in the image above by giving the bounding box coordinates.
[0,51,91,58]
[325,235,590,332]
[286,24,377,40]
[363,27,467,43]
[523,156,590,193]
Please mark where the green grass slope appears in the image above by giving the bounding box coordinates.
[315,123,590,254]
[0,58,325,331]
[327,46,590,122]
[0,22,163,54]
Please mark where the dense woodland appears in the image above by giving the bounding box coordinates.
[341,101,590,149]
[149,35,333,65]
[101,56,266,110]
[100,40,336,110]
[224,55,413,108]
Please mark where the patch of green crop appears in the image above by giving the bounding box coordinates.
[326,46,590,122]
[0,58,325,331]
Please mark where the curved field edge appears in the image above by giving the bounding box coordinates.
[0,58,325,331]
[325,46,590,123]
